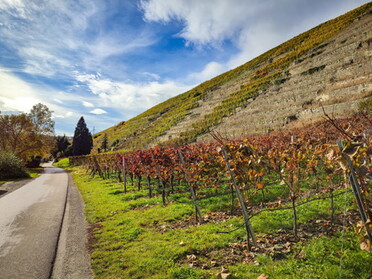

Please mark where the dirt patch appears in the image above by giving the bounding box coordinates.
[87,223,103,253]
[147,210,238,233]
[131,203,157,211]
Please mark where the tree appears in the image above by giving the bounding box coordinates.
[0,104,54,162]
[28,103,54,135]
[101,133,108,152]
[27,103,55,160]
[0,103,55,164]
[0,113,35,160]
[72,117,93,156]
[51,135,71,158]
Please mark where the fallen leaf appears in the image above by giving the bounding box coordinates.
[217,273,232,279]
[221,266,229,273]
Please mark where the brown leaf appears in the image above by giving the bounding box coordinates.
[360,240,371,252]
[221,266,229,273]
[217,273,232,279]
[186,254,196,261]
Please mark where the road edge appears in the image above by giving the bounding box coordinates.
[51,171,93,279]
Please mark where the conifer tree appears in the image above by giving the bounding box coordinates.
[72,117,93,156]
[101,133,108,152]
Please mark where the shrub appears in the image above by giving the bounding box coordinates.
[25,156,42,168]
[0,152,29,180]
[359,96,372,114]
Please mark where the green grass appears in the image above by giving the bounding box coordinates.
[69,167,372,279]
[53,158,70,168]
[229,230,372,278]
[0,167,42,185]
[27,168,43,178]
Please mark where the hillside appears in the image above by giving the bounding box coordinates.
[93,2,372,152]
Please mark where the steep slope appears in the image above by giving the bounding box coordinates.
[93,2,372,152]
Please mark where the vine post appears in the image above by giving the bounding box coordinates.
[337,140,372,245]
[122,156,127,193]
[178,150,203,224]
[221,147,257,250]
[150,149,167,205]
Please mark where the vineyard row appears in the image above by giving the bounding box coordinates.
[70,115,372,250]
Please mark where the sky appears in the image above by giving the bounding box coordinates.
[0,0,369,136]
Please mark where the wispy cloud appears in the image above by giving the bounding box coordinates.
[76,73,192,115]
[0,67,42,112]
[82,101,94,108]
[0,67,114,135]
[141,0,369,72]
[90,108,107,115]
[0,0,155,78]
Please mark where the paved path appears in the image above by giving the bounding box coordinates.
[0,163,93,279]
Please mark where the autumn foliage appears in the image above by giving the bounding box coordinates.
[71,115,372,250]
[0,103,55,163]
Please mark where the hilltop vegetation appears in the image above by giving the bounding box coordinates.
[93,2,371,152]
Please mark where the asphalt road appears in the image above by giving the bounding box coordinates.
[0,163,93,279]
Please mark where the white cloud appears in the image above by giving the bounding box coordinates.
[0,68,42,112]
[77,73,192,113]
[82,101,94,107]
[142,0,370,70]
[142,72,160,81]
[0,0,155,78]
[0,0,28,18]
[0,68,83,126]
[90,108,107,115]
[187,61,226,83]
[53,98,63,104]
[141,0,260,45]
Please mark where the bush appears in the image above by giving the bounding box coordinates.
[359,96,372,114]
[25,156,42,168]
[0,152,29,180]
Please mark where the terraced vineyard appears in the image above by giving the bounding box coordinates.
[93,2,372,152]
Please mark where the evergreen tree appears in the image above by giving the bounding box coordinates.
[72,117,93,156]
[51,135,71,158]
[101,133,108,152]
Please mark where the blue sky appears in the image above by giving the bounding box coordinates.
[0,0,369,135]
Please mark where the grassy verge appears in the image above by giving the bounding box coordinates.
[53,158,70,168]
[0,167,43,186]
[27,168,43,178]
[68,166,371,278]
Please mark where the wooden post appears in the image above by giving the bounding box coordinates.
[122,156,127,193]
[150,150,167,205]
[146,176,152,198]
[93,156,103,178]
[337,140,372,245]
[178,150,203,223]
[222,148,257,249]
